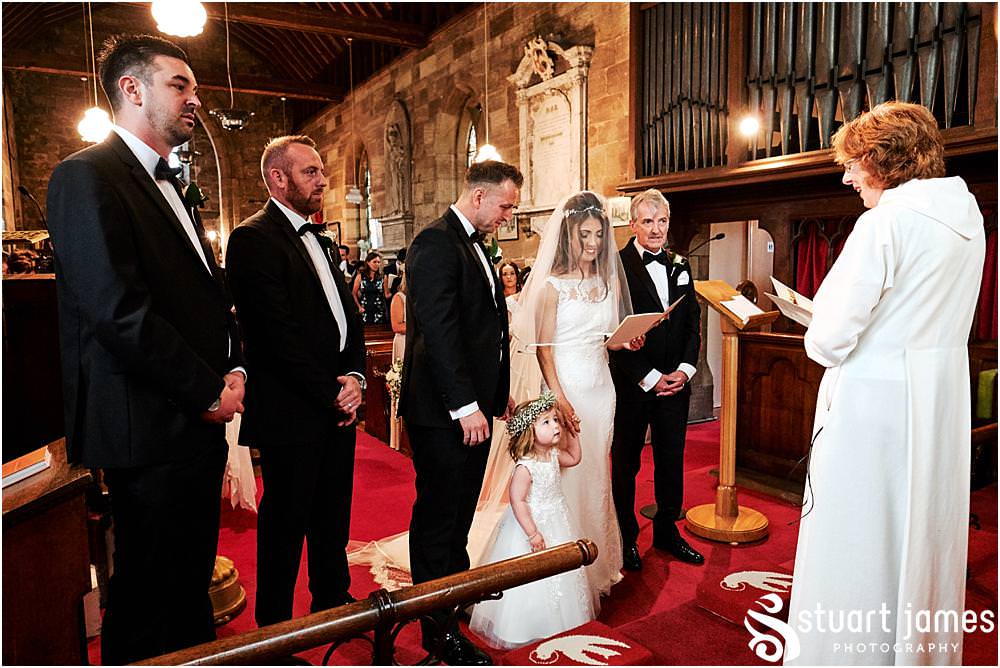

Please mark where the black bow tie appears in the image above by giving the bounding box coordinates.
[642,251,668,266]
[298,223,327,237]
[469,230,486,244]
[154,157,183,182]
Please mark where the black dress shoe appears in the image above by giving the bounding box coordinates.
[653,534,705,565]
[425,631,493,666]
[622,544,642,571]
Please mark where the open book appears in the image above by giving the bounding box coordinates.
[765,276,814,327]
[605,295,686,348]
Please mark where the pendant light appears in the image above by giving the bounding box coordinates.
[473,2,501,163]
[151,0,206,38]
[77,2,112,143]
[345,38,364,205]
[209,4,254,131]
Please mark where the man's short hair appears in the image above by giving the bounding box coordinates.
[464,160,524,191]
[338,244,350,254]
[261,135,317,186]
[98,34,190,112]
[630,188,670,221]
[629,188,670,220]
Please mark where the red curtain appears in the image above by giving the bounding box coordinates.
[974,226,997,341]
[794,223,829,299]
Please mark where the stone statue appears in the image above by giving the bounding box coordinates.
[384,122,406,216]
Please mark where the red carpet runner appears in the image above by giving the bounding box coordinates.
[89,422,998,665]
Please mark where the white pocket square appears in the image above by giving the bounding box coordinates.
[676,270,690,286]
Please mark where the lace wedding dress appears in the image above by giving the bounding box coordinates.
[542,275,623,608]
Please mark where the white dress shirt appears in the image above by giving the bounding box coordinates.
[633,239,698,391]
[271,198,349,353]
[448,205,498,420]
[113,126,211,273]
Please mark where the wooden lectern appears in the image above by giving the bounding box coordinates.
[686,280,779,543]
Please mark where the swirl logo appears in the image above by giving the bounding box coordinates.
[744,593,800,663]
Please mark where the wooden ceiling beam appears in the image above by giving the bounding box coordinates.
[2,50,343,102]
[123,2,427,49]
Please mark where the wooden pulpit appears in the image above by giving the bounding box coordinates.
[686,280,779,543]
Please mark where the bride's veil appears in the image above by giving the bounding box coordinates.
[467,190,632,567]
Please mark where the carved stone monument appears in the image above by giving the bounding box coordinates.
[508,37,593,218]
[380,100,413,250]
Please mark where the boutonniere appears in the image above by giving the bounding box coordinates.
[666,249,686,274]
[315,230,337,262]
[182,181,209,210]
[486,237,503,265]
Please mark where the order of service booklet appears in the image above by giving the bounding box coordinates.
[765,276,814,327]
[605,294,686,348]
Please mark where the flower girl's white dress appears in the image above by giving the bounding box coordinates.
[469,451,594,650]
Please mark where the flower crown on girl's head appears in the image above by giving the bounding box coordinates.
[506,390,557,438]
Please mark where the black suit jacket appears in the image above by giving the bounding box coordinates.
[610,238,701,402]
[398,209,510,428]
[46,132,242,468]
[225,200,365,446]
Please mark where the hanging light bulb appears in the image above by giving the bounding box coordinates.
[475,2,502,164]
[473,143,502,163]
[152,0,207,38]
[77,3,111,143]
[78,106,112,143]
[739,115,760,137]
[345,186,364,205]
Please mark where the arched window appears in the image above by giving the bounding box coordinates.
[466,119,478,168]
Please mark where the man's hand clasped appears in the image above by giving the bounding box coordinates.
[655,370,689,397]
[201,371,246,424]
[335,375,363,427]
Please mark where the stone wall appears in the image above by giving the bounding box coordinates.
[302,2,632,263]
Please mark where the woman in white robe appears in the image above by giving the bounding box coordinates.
[786,102,986,666]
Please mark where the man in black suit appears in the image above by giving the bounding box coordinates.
[225,136,366,626]
[46,34,245,663]
[398,161,521,665]
[610,188,705,571]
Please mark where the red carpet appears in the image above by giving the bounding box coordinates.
[88,422,998,665]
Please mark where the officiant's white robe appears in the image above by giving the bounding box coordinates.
[786,177,985,666]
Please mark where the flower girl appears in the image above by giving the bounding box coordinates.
[469,391,594,649]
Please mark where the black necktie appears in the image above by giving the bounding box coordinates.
[642,251,668,266]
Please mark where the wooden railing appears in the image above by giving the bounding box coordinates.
[138,539,598,666]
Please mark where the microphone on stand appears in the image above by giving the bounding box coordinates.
[17,185,47,228]
[687,232,725,256]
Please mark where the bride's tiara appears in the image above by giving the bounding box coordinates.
[563,204,604,218]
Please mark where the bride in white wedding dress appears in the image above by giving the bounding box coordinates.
[349,191,635,612]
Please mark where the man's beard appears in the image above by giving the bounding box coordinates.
[287,179,322,216]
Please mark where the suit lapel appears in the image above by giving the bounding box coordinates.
[446,211,497,307]
[267,201,347,344]
[108,135,219,287]
[621,240,663,310]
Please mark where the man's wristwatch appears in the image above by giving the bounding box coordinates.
[349,373,367,392]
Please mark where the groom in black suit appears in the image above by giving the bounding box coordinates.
[226,136,366,626]
[398,161,521,665]
[610,188,704,571]
[46,34,245,663]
